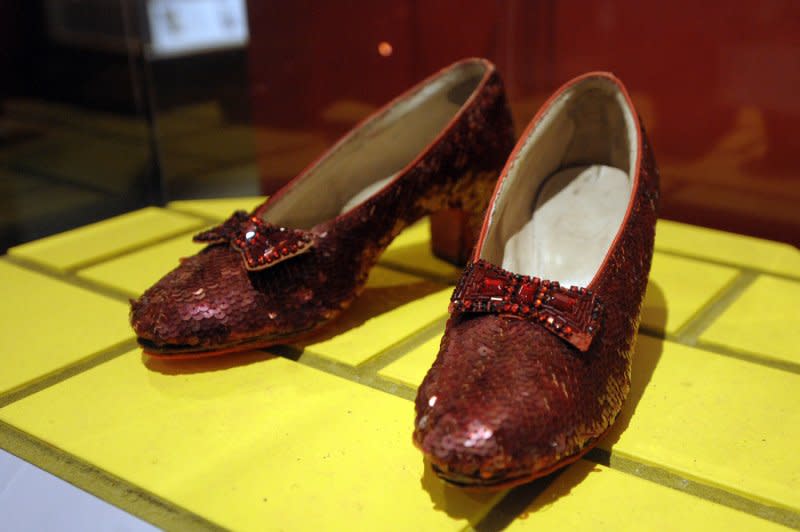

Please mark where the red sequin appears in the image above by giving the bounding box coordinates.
[482,277,505,295]
[516,283,538,305]
[550,291,577,311]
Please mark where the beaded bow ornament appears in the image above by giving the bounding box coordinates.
[450,260,602,351]
[193,211,314,271]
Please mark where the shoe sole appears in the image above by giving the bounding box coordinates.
[427,421,614,492]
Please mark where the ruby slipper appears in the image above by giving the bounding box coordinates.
[413,72,659,488]
[130,58,515,357]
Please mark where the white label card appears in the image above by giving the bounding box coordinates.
[147,0,249,58]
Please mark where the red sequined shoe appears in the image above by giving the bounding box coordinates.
[130,58,515,358]
[413,72,659,489]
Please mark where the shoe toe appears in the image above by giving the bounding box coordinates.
[130,246,266,350]
[414,314,617,486]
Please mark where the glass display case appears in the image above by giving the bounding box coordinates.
[2,0,798,252]
[0,0,256,251]
[1,2,799,530]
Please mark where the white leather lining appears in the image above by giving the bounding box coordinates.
[480,77,639,287]
[502,165,631,287]
[262,60,488,228]
[339,174,396,214]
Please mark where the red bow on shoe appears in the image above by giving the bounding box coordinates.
[449,259,602,351]
[193,211,315,271]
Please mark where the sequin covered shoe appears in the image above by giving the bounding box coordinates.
[413,72,659,488]
[131,58,515,357]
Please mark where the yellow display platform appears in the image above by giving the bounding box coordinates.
[1,201,798,530]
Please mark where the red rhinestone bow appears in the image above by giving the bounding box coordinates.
[450,260,602,351]
[193,211,314,271]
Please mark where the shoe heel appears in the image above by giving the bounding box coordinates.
[430,208,480,267]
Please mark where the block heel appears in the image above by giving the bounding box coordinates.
[430,208,480,267]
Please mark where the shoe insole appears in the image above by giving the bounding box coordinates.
[502,164,630,287]
[339,174,397,214]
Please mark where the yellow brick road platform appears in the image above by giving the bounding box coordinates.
[1,198,798,530]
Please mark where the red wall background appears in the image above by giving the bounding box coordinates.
[246,0,800,245]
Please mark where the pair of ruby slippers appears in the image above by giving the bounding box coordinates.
[131,58,659,489]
